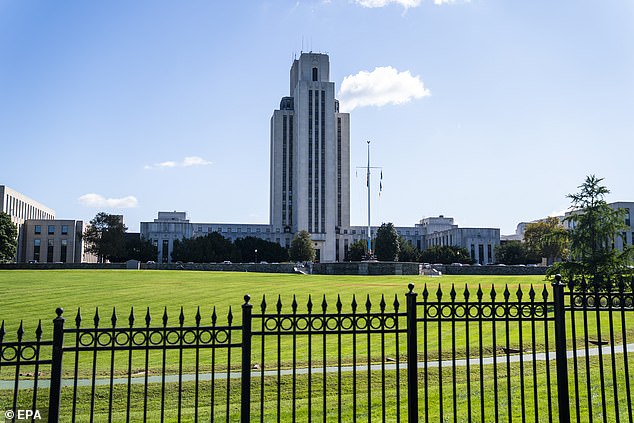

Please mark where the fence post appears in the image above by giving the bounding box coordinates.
[240,295,253,423]
[406,283,418,423]
[552,275,571,423]
[48,308,65,423]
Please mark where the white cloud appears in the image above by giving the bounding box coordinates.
[355,0,421,8]
[182,156,212,167]
[78,194,138,209]
[144,156,212,170]
[337,66,430,112]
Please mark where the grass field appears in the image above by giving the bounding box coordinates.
[0,270,549,332]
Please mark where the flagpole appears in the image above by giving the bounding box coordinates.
[367,140,371,256]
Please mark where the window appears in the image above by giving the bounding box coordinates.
[35,225,41,234]
[33,239,41,262]
[312,67,318,81]
[60,240,68,263]
[47,239,54,262]
[161,240,169,263]
[48,225,55,235]
[61,225,69,235]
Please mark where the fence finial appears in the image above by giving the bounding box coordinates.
[55,307,64,318]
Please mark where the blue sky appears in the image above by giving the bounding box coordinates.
[1,0,633,234]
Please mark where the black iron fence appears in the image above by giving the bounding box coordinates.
[1,276,633,422]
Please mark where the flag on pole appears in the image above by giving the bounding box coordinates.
[379,170,383,196]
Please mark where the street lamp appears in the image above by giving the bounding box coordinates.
[255,249,258,263]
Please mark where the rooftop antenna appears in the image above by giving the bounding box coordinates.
[356,140,383,260]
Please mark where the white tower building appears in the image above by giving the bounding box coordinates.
[270,53,351,262]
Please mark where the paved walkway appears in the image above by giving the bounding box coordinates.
[2,343,633,390]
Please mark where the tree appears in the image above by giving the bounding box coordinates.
[234,236,289,263]
[289,230,315,262]
[0,212,18,262]
[375,223,399,261]
[420,245,472,265]
[397,235,420,262]
[523,217,568,265]
[83,213,127,263]
[172,232,237,263]
[495,241,534,265]
[550,175,633,289]
[122,236,158,262]
[346,239,367,261]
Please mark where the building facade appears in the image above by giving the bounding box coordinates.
[270,52,351,262]
[1,185,56,262]
[349,216,500,264]
[20,220,91,263]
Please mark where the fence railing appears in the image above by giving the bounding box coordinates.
[1,276,633,422]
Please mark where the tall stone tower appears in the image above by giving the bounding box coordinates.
[270,53,350,262]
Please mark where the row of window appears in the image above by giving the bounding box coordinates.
[33,239,69,263]
[4,194,54,221]
[194,226,276,234]
[34,225,69,235]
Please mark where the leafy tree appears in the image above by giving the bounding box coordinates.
[289,230,315,262]
[346,239,367,261]
[495,241,535,265]
[83,213,127,263]
[550,175,633,289]
[172,232,237,263]
[523,217,568,265]
[397,236,420,262]
[234,236,289,263]
[122,236,158,262]
[0,212,18,262]
[420,245,472,265]
[375,222,399,261]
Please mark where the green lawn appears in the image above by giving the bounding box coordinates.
[0,270,549,332]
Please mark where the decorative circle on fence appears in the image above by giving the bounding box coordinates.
[468,304,480,318]
[507,304,520,318]
[182,330,197,345]
[452,305,467,318]
[480,305,493,318]
[1,346,17,362]
[326,317,339,331]
[354,316,368,330]
[115,332,130,346]
[310,317,325,331]
[132,331,147,346]
[78,333,95,347]
[149,330,164,345]
[166,330,180,345]
[96,332,113,347]
[198,330,213,344]
[495,305,507,318]
[264,317,279,331]
[440,305,454,318]
[425,305,439,318]
[20,345,38,361]
[280,317,294,332]
[295,317,309,331]
[214,329,229,344]
[340,316,354,331]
